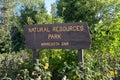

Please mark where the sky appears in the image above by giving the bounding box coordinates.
[45,0,56,14]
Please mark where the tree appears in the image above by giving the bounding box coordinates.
[0,0,16,53]
[56,0,120,79]
[51,3,63,24]
[0,0,50,53]
[10,0,52,52]
[57,0,120,53]
[57,0,98,24]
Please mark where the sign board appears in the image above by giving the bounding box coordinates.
[24,22,91,49]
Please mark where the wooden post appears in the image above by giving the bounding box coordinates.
[32,49,39,62]
[78,49,84,80]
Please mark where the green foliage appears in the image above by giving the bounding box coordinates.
[1,50,119,80]
[0,51,51,80]
[57,0,98,23]
[10,26,24,52]
[0,28,11,53]
[0,0,63,53]
[11,0,63,53]
[0,0,15,53]
[39,49,78,79]
[39,49,120,80]
[84,51,120,80]
[56,0,120,79]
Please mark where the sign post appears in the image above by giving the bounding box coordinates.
[24,22,91,79]
[78,49,84,79]
[32,49,39,61]
[78,49,84,69]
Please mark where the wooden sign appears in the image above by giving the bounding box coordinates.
[25,22,91,80]
[24,22,91,49]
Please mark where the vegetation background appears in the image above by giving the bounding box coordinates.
[0,0,120,80]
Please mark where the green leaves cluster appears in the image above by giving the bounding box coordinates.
[0,51,51,80]
[0,0,63,53]
[57,0,120,56]
[0,0,16,53]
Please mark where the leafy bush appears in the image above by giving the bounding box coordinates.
[0,49,120,80]
[0,50,51,80]
[39,49,120,80]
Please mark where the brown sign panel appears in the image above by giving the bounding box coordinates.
[24,22,91,49]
